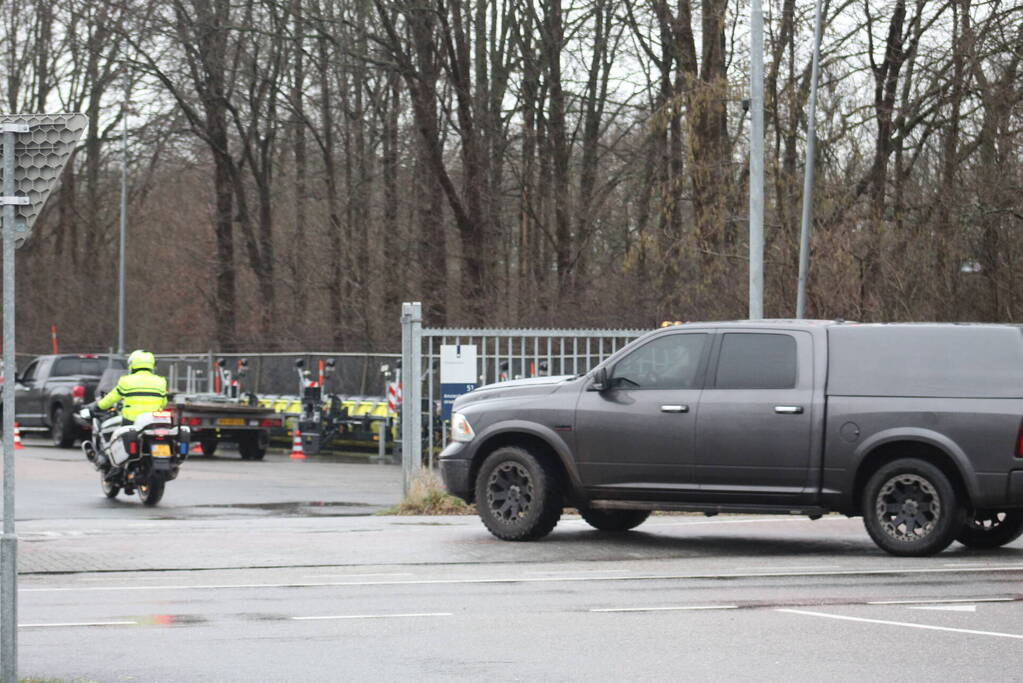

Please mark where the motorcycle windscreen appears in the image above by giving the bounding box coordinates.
[97,368,128,398]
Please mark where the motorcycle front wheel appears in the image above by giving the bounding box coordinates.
[138,473,165,506]
[100,474,120,499]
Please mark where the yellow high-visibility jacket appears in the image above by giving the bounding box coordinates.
[97,369,168,421]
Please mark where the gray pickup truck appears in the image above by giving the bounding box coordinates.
[7,354,126,447]
[440,322,1023,556]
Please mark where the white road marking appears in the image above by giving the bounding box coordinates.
[292,612,452,621]
[524,569,633,575]
[777,609,1023,640]
[868,597,1015,605]
[908,605,977,612]
[729,565,840,572]
[21,564,1023,594]
[19,621,137,629]
[591,605,738,613]
[300,573,415,579]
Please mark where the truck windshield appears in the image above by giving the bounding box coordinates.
[52,357,127,377]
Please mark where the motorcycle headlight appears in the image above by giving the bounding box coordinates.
[450,412,476,443]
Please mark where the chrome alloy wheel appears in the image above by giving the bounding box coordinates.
[875,473,942,542]
[486,462,534,523]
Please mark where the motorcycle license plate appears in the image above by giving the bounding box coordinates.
[152,443,172,458]
[219,418,245,426]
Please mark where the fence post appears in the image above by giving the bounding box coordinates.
[400,302,422,497]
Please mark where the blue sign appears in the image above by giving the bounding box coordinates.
[441,383,477,420]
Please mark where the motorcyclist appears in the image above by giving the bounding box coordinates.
[90,350,168,475]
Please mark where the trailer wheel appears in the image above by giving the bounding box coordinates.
[238,433,266,461]
[200,439,218,457]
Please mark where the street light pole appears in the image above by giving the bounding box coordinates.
[118,112,127,354]
[796,0,825,319]
[1,127,19,683]
[749,0,765,320]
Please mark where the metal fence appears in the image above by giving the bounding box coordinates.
[399,302,648,494]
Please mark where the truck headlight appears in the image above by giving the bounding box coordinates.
[451,412,476,443]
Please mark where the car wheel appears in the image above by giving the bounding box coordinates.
[475,445,562,541]
[51,405,76,448]
[862,458,964,556]
[955,510,1023,549]
[579,507,651,532]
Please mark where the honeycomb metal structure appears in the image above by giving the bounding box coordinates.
[0,113,87,248]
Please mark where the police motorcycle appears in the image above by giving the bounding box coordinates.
[76,375,191,506]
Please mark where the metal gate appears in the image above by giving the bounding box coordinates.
[399,302,647,495]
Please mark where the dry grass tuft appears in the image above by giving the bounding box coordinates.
[379,469,475,516]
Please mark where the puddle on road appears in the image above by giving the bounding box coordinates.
[142,614,207,627]
[190,501,377,517]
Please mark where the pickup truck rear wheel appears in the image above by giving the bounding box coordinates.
[579,508,651,532]
[50,405,76,448]
[862,458,964,557]
[955,510,1023,549]
[475,446,562,541]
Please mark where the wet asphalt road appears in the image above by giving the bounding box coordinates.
[8,440,1023,681]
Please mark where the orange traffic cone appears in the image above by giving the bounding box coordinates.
[290,428,305,460]
[13,423,24,450]
[189,441,204,456]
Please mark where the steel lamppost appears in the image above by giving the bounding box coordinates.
[749,0,765,320]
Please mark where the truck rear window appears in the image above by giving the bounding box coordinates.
[52,357,127,377]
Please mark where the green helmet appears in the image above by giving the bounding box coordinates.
[127,349,156,372]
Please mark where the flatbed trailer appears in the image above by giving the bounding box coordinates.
[172,398,281,460]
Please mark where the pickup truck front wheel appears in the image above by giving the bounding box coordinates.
[955,510,1023,549]
[475,446,562,541]
[862,458,964,557]
[579,508,651,532]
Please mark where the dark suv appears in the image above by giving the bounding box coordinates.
[440,322,1023,556]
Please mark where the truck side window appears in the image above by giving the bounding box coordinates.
[19,361,38,384]
[612,334,707,389]
[714,333,796,389]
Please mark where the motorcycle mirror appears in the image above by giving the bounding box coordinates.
[217,358,227,368]
[295,359,305,369]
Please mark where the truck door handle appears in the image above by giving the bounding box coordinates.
[774,406,804,414]
[660,405,689,413]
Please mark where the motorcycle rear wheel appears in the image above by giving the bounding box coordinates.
[138,474,165,506]
[100,475,120,499]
